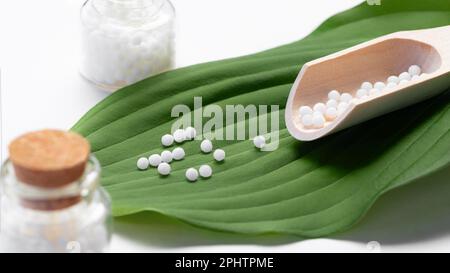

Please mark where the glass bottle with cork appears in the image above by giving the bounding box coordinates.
[0,130,112,253]
[80,0,176,91]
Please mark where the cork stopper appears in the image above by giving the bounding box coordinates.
[9,129,90,188]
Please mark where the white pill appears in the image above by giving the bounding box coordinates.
[148,154,162,167]
[161,150,173,163]
[408,65,421,76]
[411,75,420,81]
[361,82,373,91]
[387,75,400,84]
[340,93,353,102]
[299,106,313,116]
[184,127,197,140]
[369,88,380,96]
[301,114,313,127]
[157,162,171,176]
[213,149,226,162]
[200,139,213,153]
[386,82,397,89]
[199,165,213,178]
[312,112,325,128]
[328,90,340,101]
[173,129,186,143]
[253,135,266,149]
[130,32,144,46]
[172,147,185,161]
[337,102,349,114]
[356,88,368,98]
[185,168,199,182]
[374,82,386,91]
[137,157,149,170]
[325,107,338,121]
[326,99,338,108]
[399,72,411,81]
[161,134,174,147]
[313,103,326,114]
[399,79,409,85]
[338,101,349,109]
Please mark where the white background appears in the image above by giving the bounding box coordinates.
[1,0,449,253]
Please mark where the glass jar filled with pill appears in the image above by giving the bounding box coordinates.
[0,130,112,253]
[80,0,176,91]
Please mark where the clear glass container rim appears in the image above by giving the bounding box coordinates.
[86,0,167,16]
[100,0,164,9]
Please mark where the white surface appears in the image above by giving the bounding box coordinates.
[1,0,449,253]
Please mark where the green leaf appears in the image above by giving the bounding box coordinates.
[72,0,450,237]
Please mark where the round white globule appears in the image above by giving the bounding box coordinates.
[399,72,411,81]
[213,149,226,162]
[199,165,213,178]
[301,114,313,127]
[326,99,338,108]
[157,162,171,176]
[130,32,144,46]
[184,127,197,140]
[356,89,368,98]
[299,106,313,116]
[361,82,373,91]
[313,103,326,114]
[148,154,162,167]
[337,102,349,115]
[172,147,185,161]
[200,139,213,153]
[161,150,173,163]
[340,93,353,103]
[173,129,186,143]
[253,135,266,149]
[325,107,338,121]
[374,82,386,91]
[161,134,174,147]
[137,157,149,170]
[185,168,199,182]
[369,88,381,97]
[387,75,400,84]
[338,101,349,110]
[399,79,409,85]
[328,90,340,101]
[411,75,420,81]
[386,82,397,89]
[312,112,325,128]
[408,65,421,76]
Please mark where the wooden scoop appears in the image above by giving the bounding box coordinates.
[285,26,450,141]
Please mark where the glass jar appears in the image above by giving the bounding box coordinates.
[80,0,176,91]
[0,156,112,253]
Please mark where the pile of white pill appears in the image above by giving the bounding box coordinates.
[136,126,226,182]
[298,65,423,129]
[80,0,175,89]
